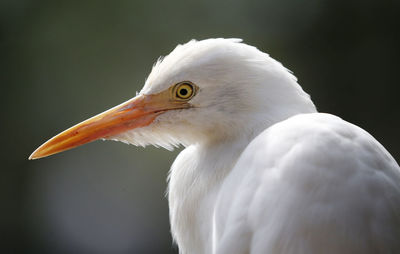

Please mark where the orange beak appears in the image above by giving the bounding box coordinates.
[29,91,191,160]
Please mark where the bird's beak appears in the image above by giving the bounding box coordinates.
[29,92,190,160]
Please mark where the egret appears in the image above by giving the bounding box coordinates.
[30,38,400,254]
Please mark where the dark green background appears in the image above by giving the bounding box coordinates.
[2,0,399,253]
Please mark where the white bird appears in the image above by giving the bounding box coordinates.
[30,38,400,254]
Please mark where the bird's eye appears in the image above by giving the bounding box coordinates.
[174,82,195,100]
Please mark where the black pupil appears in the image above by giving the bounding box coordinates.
[180,88,188,96]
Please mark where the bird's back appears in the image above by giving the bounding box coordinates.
[213,113,400,254]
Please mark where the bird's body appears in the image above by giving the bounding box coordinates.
[170,112,400,254]
[31,39,400,254]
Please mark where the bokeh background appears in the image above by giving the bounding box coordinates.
[2,0,400,253]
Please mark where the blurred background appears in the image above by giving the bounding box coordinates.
[1,0,400,253]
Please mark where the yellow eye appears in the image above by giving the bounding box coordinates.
[174,82,195,100]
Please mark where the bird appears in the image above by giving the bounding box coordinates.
[30,38,400,254]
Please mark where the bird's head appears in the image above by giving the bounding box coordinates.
[30,38,316,159]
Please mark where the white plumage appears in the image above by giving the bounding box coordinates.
[31,38,400,254]
[212,113,400,254]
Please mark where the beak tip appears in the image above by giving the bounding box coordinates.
[29,147,46,160]
[29,151,39,160]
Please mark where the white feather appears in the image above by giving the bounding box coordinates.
[108,39,400,254]
[214,113,400,254]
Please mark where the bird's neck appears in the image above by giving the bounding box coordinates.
[168,136,252,254]
[168,108,318,253]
